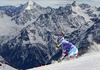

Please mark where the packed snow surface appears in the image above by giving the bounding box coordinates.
[28,52,100,70]
[0,63,17,70]
[28,43,100,70]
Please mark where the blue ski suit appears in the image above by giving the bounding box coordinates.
[58,39,78,60]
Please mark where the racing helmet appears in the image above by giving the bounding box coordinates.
[57,36,64,43]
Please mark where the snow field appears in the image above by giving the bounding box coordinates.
[28,42,100,70]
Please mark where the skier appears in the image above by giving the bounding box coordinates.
[56,37,78,62]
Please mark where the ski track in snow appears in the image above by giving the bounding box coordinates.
[28,42,100,70]
[0,63,17,70]
[28,52,100,70]
[0,43,100,70]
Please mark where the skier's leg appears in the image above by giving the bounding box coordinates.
[68,46,78,59]
[67,46,75,59]
[61,52,66,60]
[74,48,78,57]
[58,51,66,62]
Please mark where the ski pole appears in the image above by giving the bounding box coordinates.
[59,28,63,38]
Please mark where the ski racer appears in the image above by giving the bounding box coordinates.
[56,37,78,62]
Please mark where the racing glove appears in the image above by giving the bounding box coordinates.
[56,45,59,50]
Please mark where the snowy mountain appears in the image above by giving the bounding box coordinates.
[22,0,41,10]
[11,0,50,25]
[0,1,50,44]
[72,1,78,6]
[0,10,21,45]
[0,1,100,70]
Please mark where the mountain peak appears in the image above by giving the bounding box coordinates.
[18,0,42,12]
[72,1,78,6]
[27,0,33,5]
[25,0,36,10]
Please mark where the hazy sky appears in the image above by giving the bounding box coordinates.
[0,0,100,8]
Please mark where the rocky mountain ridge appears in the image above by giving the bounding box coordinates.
[0,1,100,69]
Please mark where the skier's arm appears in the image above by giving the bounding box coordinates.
[56,42,62,49]
[59,40,68,46]
[56,40,68,48]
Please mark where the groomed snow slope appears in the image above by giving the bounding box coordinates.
[28,52,100,70]
[0,63,17,70]
[28,43,100,70]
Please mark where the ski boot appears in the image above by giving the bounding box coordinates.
[58,58,62,62]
